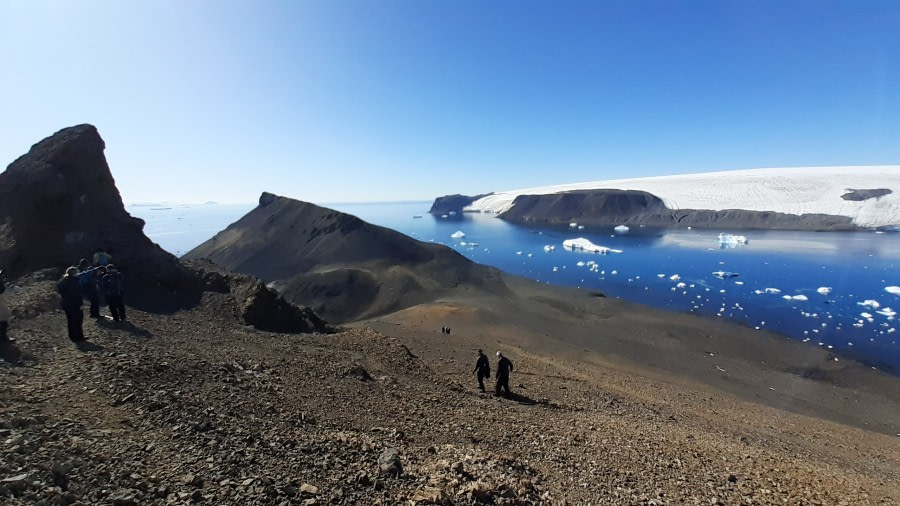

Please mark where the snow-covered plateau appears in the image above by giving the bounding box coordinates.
[465,166,900,229]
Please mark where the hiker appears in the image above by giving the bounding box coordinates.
[93,247,112,267]
[58,267,85,342]
[102,264,126,321]
[0,270,20,342]
[473,349,491,392]
[77,259,101,318]
[495,351,514,398]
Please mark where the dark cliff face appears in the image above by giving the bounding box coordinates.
[429,193,492,215]
[0,124,192,289]
[498,189,860,231]
[185,192,506,323]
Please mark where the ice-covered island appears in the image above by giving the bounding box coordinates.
[431,166,900,231]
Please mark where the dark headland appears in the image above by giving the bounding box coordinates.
[1,125,898,504]
[430,190,873,230]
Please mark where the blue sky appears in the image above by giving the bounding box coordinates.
[1,1,898,204]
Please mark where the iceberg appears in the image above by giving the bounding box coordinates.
[764,288,781,294]
[614,225,630,233]
[450,230,466,239]
[817,287,833,295]
[712,271,739,279]
[886,286,900,295]
[669,274,681,281]
[792,295,809,301]
[543,245,556,252]
[562,238,623,254]
[718,233,748,245]
[858,300,881,309]
[876,308,896,317]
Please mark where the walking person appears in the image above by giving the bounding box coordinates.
[495,351,514,398]
[77,259,101,318]
[0,270,20,342]
[473,349,491,392]
[102,264,126,322]
[58,267,85,342]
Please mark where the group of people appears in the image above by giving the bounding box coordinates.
[473,349,514,397]
[56,248,126,343]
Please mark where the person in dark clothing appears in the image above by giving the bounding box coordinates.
[102,264,126,321]
[58,267,85,342]
[77,259,101,318]
[473,349,491,392]
[495,351,514,398]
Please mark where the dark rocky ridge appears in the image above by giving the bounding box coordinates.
[432,189,861,230]
[185,192,507,323]
[841,188,892,201]
[428,193,492,215]
[0,124,329,332]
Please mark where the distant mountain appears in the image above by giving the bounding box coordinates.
[184,192,507,323]
[439,166,900,230]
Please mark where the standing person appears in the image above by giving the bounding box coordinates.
[495,351,514,398]
[58,267,85,342]
[473,349,491,392]
[0,270,20,342]
[77,259,101,318]
[102,264,126,322]
[93,247,112,267]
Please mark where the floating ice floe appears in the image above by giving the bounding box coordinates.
[718,233,748,245]
[657,274,665,278]
[614,225,630,233]
[543,245,556,252]
[669,274,681,281]
[886,286,900,295]
[877,308,897,317]
[516,251,522,255]
[791,295,808,301]
[577,261,586,267]
[712,271,739,279]
[569,222,578,228]
[764,288,782,294]
[857,299,881,309]
[450,230,466,239]
[817,287,833,295]
[562,238,623,254]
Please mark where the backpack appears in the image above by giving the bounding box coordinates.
[104,272,124,297]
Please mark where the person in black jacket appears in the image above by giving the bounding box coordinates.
[495,351,514,398]
[57,267,85,342]
[473,349,491,392]
[102,264,126,322]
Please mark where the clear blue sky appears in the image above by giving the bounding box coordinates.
[2,1,898,204]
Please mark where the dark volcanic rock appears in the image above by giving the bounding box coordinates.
[841,188,892,201]
[429,193,492,215]
[498,189,860,231]
[184,192,507,323]
[186,259,334,334]
[0,125,196,301]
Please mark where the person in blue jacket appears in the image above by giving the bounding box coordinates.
[57,267,85,342]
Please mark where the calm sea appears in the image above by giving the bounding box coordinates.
[129,202,900,370]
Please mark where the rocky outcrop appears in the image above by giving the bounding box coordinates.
[841,188,892,201]
[185,192,507,323]
[0,124,194,297]
[185,260,334,334]
[497,189,860,231]
[429,193,492,215]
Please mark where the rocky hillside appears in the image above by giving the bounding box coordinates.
[184,193,507,323]
[0,125,330,333]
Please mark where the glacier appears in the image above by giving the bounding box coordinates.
[464,166,900,229]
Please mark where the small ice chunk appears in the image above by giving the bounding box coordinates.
[676,282,686,288]
[450,230,466,239]
[712,271,739,279]
[516,251,523,255]
[858,299,881,309]
[877,308,896,317]
[764,288,782,294]
[734,281,744,285]
[782,295,792,300]
[669,274,681,281]
[614,225,630,233]
[657,274,665,278]
[569,222,578,228]
[885,286,900,295]
[792,295,808,301]
[817,287,833,295]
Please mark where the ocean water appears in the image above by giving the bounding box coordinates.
[129,202,900,370]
